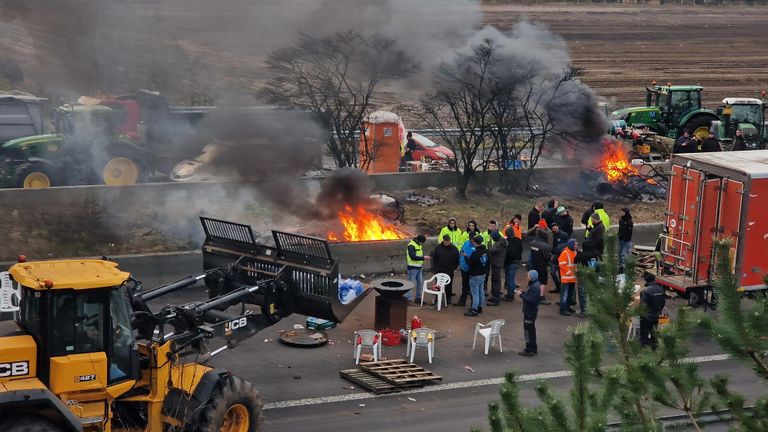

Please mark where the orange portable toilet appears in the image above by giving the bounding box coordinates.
[360,111,406,173]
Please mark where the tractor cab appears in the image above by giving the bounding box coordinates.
[646,85,703,133]
[714,97,766,149]
[54,105,118,144]
[10,259,140,389]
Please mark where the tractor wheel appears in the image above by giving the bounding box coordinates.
[101,156,144,186]
[13,163,56,189]
[193,376,262,432]
[0,415,65,431]
[683,117,713,142]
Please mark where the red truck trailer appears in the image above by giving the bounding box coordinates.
[658,150,768,295]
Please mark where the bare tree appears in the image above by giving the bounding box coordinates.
[416,37,501,198]
[263,30,416,168]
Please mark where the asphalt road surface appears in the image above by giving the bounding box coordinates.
[113,253,762,432]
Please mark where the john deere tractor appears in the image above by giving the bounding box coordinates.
[0,218,367,431]
[610,85,720,141]
[711,97,767,150]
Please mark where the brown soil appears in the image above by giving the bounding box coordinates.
[396,184,665,237]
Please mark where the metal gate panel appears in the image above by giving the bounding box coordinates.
[694,179,721,284]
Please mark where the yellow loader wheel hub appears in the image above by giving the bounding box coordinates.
[103,157,140,186]
[22,172,51,189]
[220,404,250,432]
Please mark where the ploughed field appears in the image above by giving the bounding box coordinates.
[482,4,768,107]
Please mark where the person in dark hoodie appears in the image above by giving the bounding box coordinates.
[581,202,596,228]
[528,203,544,229]
[516,270,541,356]
[431,234,460,304]
[540,199,559,227]
[529,229,552,305]
[504,219,523,302]
[457,221,481,307]
[618,207,634,269]
[548,222,570,294]
[464,236,488,317]
[487,231,508,306]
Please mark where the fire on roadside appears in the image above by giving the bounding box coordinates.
[327,205,407,242]
[597,141,657,185]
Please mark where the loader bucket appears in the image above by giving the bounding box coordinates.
[200,217,369,323]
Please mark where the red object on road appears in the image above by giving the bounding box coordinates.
[658,151,768,294]
[410,315,423,330]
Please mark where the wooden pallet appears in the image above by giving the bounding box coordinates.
[339,369,423,395]
[359,359,443,385]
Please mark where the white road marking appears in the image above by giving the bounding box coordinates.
[263,353,730,410]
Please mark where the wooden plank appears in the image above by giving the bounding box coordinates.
[360,360,443,384]
[339,369,422,394]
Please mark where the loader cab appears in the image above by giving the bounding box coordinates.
[11,260,140,389]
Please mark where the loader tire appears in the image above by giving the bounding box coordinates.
[194,376,262,432]
[682,116,713,142]
[0,415,65,432]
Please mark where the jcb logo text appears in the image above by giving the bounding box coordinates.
[0,361,29,377]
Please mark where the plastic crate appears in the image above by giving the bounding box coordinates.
[306,317,336,330]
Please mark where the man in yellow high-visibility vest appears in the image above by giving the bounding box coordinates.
[406,234,430,301]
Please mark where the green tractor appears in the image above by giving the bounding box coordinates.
[610,84,720,141]
[0,104,151,188]
[711,97,767,150]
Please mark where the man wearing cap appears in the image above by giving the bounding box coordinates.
[554,206,574,237]
[438,217,464,251]
[516,270,541,356]
[487,230,508,306]
[430,234,460,304]
[558,239,578,316]
[639,273,666,350]
[405,234,430,302]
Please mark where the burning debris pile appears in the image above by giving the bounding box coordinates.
[581,140,668,202]
[326,205,408,242]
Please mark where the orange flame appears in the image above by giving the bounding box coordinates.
[327,205,407,242]
[598,141,641,183]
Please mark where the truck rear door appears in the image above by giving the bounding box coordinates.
[664,165,702,272]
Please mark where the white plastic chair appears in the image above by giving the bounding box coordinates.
[354,330,382,364]
[472,319,505,355]
[409,327,435,363]
[421,273,451,311]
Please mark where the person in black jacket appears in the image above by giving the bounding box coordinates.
[464,236,488,317]
[639,273,666,351]
[527,203,543,229]
[517,270,541,356]
[554,206,574,237]
[487,231,508,306]
[618,207,634,269]
[580,202,597,228]
[540,199,559,227]
[504,225,523,302]
[701,131,720,152]
[732,129,746,151]
[548,223,570,294]
[529,230,552,305]
[431,234,460,304]
[588,213,605,258]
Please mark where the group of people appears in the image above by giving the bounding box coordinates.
[405,199,647,356]
[672,129,752,153]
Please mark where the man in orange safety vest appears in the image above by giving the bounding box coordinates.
[558,239,578,316]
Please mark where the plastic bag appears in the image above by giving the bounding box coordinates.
[338,278,364,304]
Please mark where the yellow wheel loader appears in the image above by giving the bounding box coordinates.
[0,218,368,431]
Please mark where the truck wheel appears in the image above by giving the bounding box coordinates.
[0,415,65,431]
[194,376,262,432]
[102,156,143,186]
[14,163,56,189]
[683,117,712,142]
